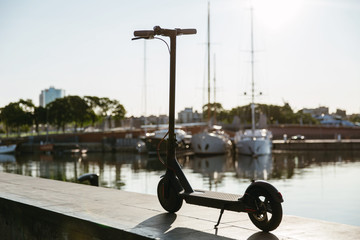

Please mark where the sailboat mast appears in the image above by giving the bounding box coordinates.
[250,6,256,132]
[143,41,147,133]
[207,1,211,121]
[213,54,216,124]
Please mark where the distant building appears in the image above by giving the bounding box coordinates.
[147,114,169,125]
[335,109,346,118]
[177,107,202,123]
[39,86,65,107]
[121,115,170,130]
[302,106,329,116]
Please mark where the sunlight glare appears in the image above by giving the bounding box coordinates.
[253,0,304,32]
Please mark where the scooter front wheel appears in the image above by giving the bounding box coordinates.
[247,187,283,232]
[157,178,183,213]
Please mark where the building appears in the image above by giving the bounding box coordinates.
[39,86,65,107]
[335,109,346,118]
[302,106,329,116]
[177,107,202,123]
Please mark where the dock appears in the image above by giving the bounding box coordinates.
[272,139,360,151]
[0,172,359,239]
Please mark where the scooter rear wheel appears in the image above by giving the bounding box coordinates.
[247,187,283,232]
[157,178,183,213]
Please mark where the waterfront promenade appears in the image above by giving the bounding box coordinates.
[272,139,360,151]
[1,172,359,239]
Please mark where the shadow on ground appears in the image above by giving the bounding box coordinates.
[132,213,280,240]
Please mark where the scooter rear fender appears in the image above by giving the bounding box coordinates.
[245,180,284,203]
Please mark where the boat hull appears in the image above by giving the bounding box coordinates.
[191,132,231,155]
[235,129,272,156]
[235,138,272,156]
[0,144,17,154]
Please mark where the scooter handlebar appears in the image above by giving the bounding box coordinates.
[134,26,196,38]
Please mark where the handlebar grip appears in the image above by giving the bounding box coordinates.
[178,29,197,35]
[134,30,154,37]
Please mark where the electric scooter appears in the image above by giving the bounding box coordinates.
[133,26,284,232]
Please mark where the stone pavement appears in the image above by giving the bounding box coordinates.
[0,172,359,239]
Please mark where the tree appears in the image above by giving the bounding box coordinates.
[47,98,71,132]
[111,101,126,120]
[0,102,23,136]
[33,106,47,134]
[202,102,224,122]
[0,99,34,136]
[66,96,95,132]
[349,114,360,124]
[0,95,126,135]
[224,102,319,126]
[228,104,252,124]
[84,96,126,129]
[18,99,35,131]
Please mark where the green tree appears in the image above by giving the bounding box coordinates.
[349,114,360,124]
[33,106,47,134]
[47,98,71,132]
[225,103,319,126]
[84,96,126,128]
[66,96,95,132]
[0,102,23,136]
[295,111,319,125]
[0,99,34,136]
[202,102,224,122]
[111,101,126,120]
[228,104,252,124]
[18,99,35,130]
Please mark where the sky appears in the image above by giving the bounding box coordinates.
[1,0,360,117]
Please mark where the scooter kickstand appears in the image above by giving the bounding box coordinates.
[214,208,225,229]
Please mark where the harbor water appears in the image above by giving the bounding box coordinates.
[0,150,359,227]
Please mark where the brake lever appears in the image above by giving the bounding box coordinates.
[132,36,153,41]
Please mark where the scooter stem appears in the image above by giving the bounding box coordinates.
[166,31,193,193]
[167,33,176,164]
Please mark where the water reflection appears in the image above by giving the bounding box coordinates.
[271,150,360,180]
[1,150,359,226]
[186,155,232,191]
[0,154,16,163]
[235,154,272,180]
[1,151,359,188]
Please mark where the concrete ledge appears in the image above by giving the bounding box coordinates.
[0,198,147,240]
[0,172,359,240]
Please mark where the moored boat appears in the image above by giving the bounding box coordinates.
[144,128,188,155]
[235,129,272,156]
[235,7,272,157]
[191,126,232,155]
[190,4,232,156]
[0,144,17,154]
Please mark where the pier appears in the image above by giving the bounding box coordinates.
[1,172,359,239]
[272,139,360,151]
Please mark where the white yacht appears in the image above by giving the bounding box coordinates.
[235,7,272,156]
[191,126,232,155]
[191,3,232,156]
[235,129,272,156]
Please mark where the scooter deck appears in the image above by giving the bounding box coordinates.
[181,190,244,211]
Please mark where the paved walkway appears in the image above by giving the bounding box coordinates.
[0,172,359,239]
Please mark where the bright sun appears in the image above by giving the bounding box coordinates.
[252,0,304,32]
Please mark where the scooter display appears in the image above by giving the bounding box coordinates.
[133,26,283,232]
